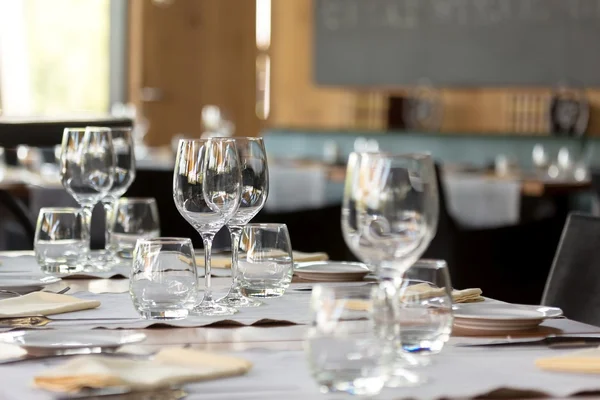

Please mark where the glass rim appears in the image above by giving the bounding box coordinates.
[244,223,288,230]
[411,259,448,270]
[136,237,192,245]
[116,197,157,204]
[38,207,82,214]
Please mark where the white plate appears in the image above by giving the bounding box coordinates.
[453,303,563,332]
[294,261,370,282]
[0,330,146,352]
[0,276,61,293]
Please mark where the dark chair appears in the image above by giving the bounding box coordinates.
[542,213,600,326]
[0,189,35,250]
[424,163,561,304]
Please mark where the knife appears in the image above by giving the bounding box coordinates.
[58,387,187,399]
[456,335,600,349]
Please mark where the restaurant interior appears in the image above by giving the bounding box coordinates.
[2,0,600,399]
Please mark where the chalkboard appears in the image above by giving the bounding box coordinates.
[314,0,600,87]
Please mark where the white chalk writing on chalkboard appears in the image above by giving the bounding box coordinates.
[318,0,600,30]
[381,0,419,29]
[517,0,550,22]
[429,0,466,25]
[320,0,358,30]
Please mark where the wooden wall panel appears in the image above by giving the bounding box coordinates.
[268,0,600,136]
[128,0,258,146]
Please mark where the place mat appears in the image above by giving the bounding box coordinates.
[5,345,600,400]
[0,255,230,280]
[43,290,313,329]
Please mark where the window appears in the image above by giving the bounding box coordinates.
[0,0,111,116]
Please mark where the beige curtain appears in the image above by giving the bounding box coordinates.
[0,0,32,116]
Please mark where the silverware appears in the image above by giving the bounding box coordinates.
[456,335,600,349]
[0,315,138,329]
[0,350,153,365]
[49,286,71,295]
[58,387,187,399]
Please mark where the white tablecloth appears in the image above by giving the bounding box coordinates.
[443,173,521,229]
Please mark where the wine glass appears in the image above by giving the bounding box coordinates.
[60,127,115,267]
[218,137,269,308]
[173,138,242,316]
[100,127,136,262]
[341,152,439,278]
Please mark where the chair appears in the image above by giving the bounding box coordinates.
[542,213,600,326]
[0,189,35,250]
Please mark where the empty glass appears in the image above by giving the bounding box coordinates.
[109,197,160,259]
[237,223,293,298]
[305,285,393,396]
[341,152,439,279]
[60,127,115,267]
[173,138,242,316]
[218,137,269,308]
[130,238,198,320]
[101,127,136,260]
[34,207,86,273]
[373,260,453,373]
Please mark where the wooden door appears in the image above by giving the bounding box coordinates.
[128,0,259,146]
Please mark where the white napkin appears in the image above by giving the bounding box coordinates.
[0,292,100,317]
[34,347,252,393]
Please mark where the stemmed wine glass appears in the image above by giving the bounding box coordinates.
[60,127,116,267]
[100,127,136,262]
[341,152,438,277]
[173,138,242,316]
[341,151,439,387]
[218,137,269,308]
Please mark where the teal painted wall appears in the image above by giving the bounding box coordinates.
[263,129,598,168]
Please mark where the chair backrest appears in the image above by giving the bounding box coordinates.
[0,189,35,250]
[542,212,600,326]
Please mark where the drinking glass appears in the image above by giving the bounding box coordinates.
[373,259,453,374]
[109,197,160,259]
[237,223,293,298]
[100,127,136,260]
[173,138,242,316]
[130,238,198,320]
[218,137,269,307]
[34,207,86,273]
[60,127,116,267]
[341,152,439,279]
[305,285,394,396]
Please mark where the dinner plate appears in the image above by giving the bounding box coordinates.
[294,261,370,282]
[0,276,61,294]
[0,330,146,353]
[453,303,563,332]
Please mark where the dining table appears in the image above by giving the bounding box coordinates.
[2,250,600,400]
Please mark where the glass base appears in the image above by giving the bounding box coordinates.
[241,287,286,298]
[40,263,85,275]
[191,299,237,316]
[217,288,262,308]
[85,251,117,271]
[385,367,425,388]
[138,309,188,320]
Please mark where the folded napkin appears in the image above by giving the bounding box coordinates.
[0,292,100,318]
[34,347,252,393]
[406,283,484,303]
[345,284,483,311]
[195,250,329,269]
[536,348,600,374]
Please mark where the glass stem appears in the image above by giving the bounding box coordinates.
[102,201,116,252]
[81,205,94,251]
[228,226,243,289]
[202,235,215,303]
